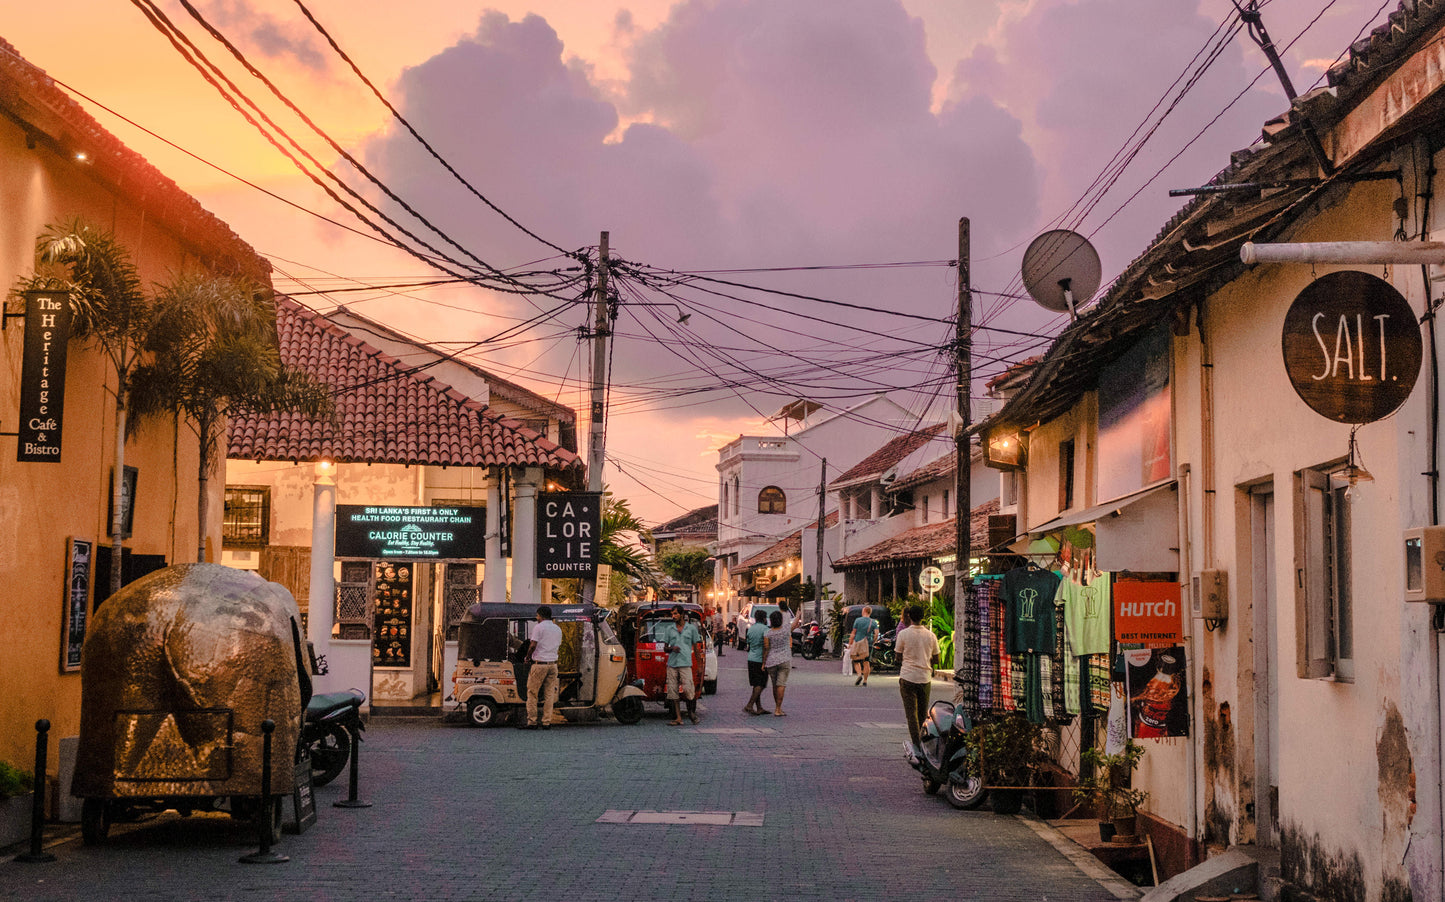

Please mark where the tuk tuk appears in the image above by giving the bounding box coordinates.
[72,564,309,845]
[617,602,711,704]
[450,603,646,727]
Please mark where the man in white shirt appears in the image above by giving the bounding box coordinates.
[894,603,940,752]
[520,605,563,730]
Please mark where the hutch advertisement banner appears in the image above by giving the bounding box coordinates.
[1113,579,1182,646]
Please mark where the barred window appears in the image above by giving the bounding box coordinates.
[223,486,270,547]
[758,486,786,514]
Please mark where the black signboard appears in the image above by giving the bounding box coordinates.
[334,505,486,559]
[1282,271,1423,424]
[18,290,72,462]
[285,756,317,834]
[62,537,92,672]
[537,492,602,579]
[372,561,413,669]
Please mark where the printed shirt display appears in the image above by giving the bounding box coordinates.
[1002,566,1061,654]
[1056,572,1111,656]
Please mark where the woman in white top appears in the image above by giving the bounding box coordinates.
[761,609,793,716]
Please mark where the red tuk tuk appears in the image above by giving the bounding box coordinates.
[618,602,708,704]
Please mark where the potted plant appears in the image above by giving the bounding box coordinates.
[0,759,34,847]
[965,712,1045,815]
[1073,741,1149,843]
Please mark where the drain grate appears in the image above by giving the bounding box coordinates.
[596,810,763,827]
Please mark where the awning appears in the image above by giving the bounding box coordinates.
[1026,480,1177,536]
[762,572,801,597]
[1019,480,1179,573]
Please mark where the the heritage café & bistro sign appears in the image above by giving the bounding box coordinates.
[334,505,487,559]
[17,289,72,462]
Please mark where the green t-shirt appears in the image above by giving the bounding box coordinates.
[746,622,768,663]
[1056,573,1110,656]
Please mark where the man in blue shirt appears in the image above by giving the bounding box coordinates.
[742,607,771,716]
[657,605,704,725]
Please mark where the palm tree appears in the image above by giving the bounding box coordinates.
[18,220,153,596]
[129,272,333,562]
[599,492,660,594]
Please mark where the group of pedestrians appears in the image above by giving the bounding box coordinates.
[742,607,796,716]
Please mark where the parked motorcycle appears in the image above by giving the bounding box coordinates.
[870,629,901,671]
[791,620,827,659]
[906,699,987,810]
[302,688,366,787]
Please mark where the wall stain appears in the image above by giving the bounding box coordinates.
[1280,821,1370,902]
[1377,701,1414,901]
[1200,667,1235,845]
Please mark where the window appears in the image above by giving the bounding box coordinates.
[1059,438,1076,510]
[943,489,951,519]
[223,486,270,547]
[758,486,786,514]
[921,496,930,523]
[1294,468,1353,681]
[733,477,741,517]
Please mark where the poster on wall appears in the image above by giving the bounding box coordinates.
[61,537,92,672]
[372,561,413,669]
[1125,646,1189,738]
[1097,324,1172,500]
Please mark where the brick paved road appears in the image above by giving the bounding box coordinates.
[1,652,1137,902]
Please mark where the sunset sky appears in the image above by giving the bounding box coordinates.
[4,1,1394,525]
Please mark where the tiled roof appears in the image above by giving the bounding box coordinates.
[888,453,954,493]
[1326,2,1445,95]
[831,424,947,487]
[227,297,583,471]
[740,511,840,570]
[653,504,719,535]
[832,499,1000,569]
[0,38,269,283]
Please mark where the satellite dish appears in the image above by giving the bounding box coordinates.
[1021,229,1102,318]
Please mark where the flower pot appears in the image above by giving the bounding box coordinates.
[1097,820,1117,843]
[990,788,1026,815]
[0,793,34,847]
[1110,813,1139,843]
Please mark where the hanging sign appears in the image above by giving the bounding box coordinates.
[1281,270,1422,424]
[335,505,486,559]
[537,492,602,579]
[18,290,72,462]
[1114,579,1182,646]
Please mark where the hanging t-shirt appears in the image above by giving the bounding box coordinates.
[1002,566,1060,655]
[1056,572,1111,657]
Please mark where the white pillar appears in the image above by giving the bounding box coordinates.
[483,469,507,605]
[511,468,541,606]
[308,460,337,692]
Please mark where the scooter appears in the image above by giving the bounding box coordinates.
[905,699,987,810]
[791,620,827,659]
[870,629,901,671]
[302,688,366,787]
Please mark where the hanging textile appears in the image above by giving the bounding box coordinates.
[1002,565,1061,655]
[957,581,983,719]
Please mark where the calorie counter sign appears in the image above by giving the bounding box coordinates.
[536,492,602,579]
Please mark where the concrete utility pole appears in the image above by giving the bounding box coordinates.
[954,218,971,676]
[583,232,610,606]
[814,458,826,623]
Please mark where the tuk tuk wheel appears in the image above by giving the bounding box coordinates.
[81,798,110,845]
[613,696,644,725]
[467,696,501,728]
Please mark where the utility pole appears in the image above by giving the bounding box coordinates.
[583,232,610,606]
[814,458,827,623]
[953,218,971,676]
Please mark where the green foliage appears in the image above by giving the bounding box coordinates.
[0,760,32,798]
[600,491,660,588]
[1073,741,1149,817]
[656,544,713,589]
[926,592,955,669]
[826,597,847,643]
[963,712,1044,787]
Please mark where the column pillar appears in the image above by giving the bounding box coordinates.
[308,460,337,692]
[511,468,542,606]
[483,469,507,605]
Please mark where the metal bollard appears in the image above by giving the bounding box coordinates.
[239,719,288,864]
[15,719,56,863]
[333,722,371,809]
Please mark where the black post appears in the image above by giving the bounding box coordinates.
[239,719,288,864]
[15,719,55,863]
[333,723,371,809]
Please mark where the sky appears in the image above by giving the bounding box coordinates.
[5,0,1397,526]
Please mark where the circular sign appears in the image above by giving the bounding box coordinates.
[920,566,944,592]
[1281,270,1422,424]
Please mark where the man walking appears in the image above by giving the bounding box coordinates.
[894,603,940,752]
[658,605,703,725]
[520,605,562,730]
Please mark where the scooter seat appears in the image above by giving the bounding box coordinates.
[307,691,363,719]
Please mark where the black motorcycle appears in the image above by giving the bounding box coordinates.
[302,688,366,787]
[869,629,901,671]
[906,699,987,810]
[791,620,827,659]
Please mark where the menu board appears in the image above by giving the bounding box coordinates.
[372,562,413,668]
[62,537,92,672]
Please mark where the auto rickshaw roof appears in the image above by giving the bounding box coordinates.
[626,601,703,619]
[461,602,601,624]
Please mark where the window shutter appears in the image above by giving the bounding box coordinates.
[1294,469,1333,679]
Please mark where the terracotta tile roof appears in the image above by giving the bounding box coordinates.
[832,499,999,569]
[831,424,948,487]
[1326,2,1445,95]
[888,453,954,493]
[740,511,839,569]
[0,38,269,283]
[653,504,719,536]
[227,297,583,471]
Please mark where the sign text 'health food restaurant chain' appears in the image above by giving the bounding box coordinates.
[334,505,486,559]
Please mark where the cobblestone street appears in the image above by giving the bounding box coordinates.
[2,654,1138,901]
